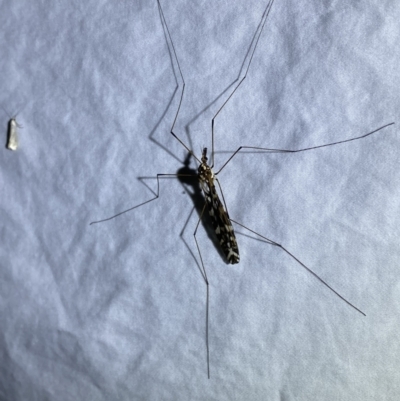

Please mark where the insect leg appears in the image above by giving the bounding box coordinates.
[157,0,201,164]
[230,219,366,316]
[89,173,195,225]
[216,122,395,175]
[210,0,276,167]
[192,203,211,379]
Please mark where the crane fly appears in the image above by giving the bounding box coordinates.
[91,0,394,378]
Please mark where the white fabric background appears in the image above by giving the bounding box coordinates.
[1,0,400,400]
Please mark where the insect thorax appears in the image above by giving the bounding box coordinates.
[198,163,213,184]
[197,149,216,195]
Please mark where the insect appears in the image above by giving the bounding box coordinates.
[198,147,240,264]
[2,107,22,151]
[91,0,394,378]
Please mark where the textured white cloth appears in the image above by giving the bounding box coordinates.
[1,1,400,400]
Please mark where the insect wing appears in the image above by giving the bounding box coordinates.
[6,118,19,151]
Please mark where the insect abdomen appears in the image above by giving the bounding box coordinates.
[204,183,240,264]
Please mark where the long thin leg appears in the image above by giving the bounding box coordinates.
[89,173,195,225]
[193,203,210,379]
[211,0,276,167]
[157,0,201,164]
[231,218,366,316]
[158,0,277,166]
[216,122,394,174]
